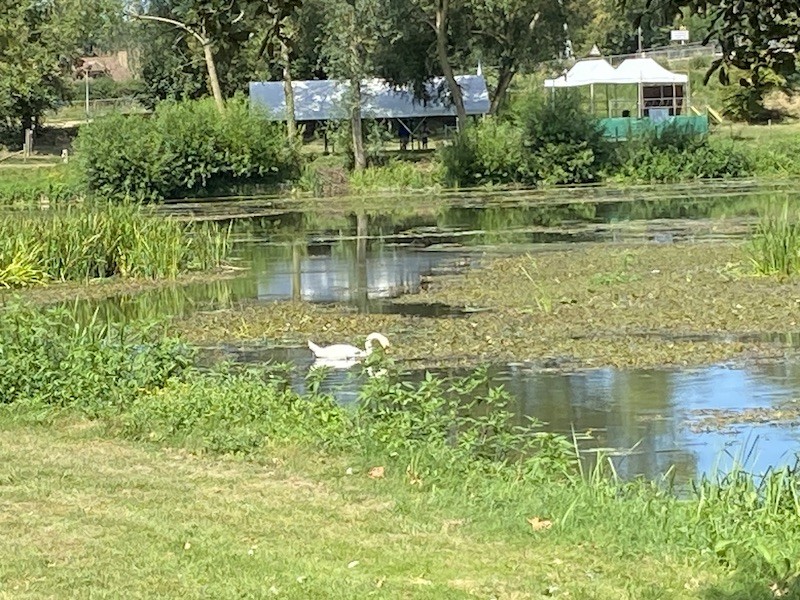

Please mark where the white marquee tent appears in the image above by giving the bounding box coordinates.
[543,58,617,88]
[612,57,688,85]
[544,56,690,118]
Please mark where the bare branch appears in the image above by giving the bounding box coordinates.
[127,12,209,46]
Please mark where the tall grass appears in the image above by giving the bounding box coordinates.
[348,160,445,193]
[748,202,800,276]
[4,302,800,592]
[0,203,231,287]
[0,165,82,206]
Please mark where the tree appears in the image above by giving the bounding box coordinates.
[0,0,125,132]
[644,0,798,82]
[469,0,571,114]
[319,0,387,170]
[131,0,257,112]
[396,0,467,129]
[253,1,303,141]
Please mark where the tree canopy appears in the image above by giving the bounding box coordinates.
[646,0,798,82]
[0,0,125,131]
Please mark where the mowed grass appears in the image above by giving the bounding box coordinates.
[0,417,738,600]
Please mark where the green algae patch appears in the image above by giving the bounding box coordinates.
[175,242,800,369]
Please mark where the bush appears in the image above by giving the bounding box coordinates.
[441,119,529,186]
[0,303,192,417]
[75,97,301,200]
[611,124,753,183]
[441,92,609,187]
[520,92,611,185]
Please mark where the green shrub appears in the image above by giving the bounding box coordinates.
[75,97,301,200]
[520,92,611,185]
[441,92,609,187]
[440,119,529,186]
[611,125,753,183]
[0,303,192,416]
[0,203,231,287]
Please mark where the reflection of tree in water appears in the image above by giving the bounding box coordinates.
[595,193,794,223]
[64,276,259,327]
[502,368,698,480]
[438,204,599,245]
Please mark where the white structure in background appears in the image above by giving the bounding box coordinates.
[544,54,690,119]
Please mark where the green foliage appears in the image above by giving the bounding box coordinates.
[70,76,146,101]
[75,97,301,200]
[0,0,124,129]
[0,166,83,206]
[0,203,231,287]
[520,92,611,186]
[0,302,192,417]
[122,367,352,454]
[748,202,800,277]
[357,365,576,480]
[442,93,609,187]
[441,119,529,186]
[611,126,753,183]
[348,160,445,192]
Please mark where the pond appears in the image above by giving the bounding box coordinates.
[73,187,800,480]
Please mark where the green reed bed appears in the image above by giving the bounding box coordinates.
[0,203,231,288]
[2,302,800,597]
[749,202,800,277]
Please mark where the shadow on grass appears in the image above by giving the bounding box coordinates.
[702,575,800,600]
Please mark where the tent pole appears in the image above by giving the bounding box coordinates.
[590,83,595,115]
[638,80,643,119]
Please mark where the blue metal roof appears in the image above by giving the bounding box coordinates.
[249,76,490,121]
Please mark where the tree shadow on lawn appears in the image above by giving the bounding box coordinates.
[702,576,800,600]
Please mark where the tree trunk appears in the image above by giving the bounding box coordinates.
[435,0,467,131]
[281,39,297,141]
[350,77,366,171]
[489,68,516,115]
[202,41,225,113]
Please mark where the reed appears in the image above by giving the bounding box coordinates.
[0,203,231,287]
[748,202,800,276]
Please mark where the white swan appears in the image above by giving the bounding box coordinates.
[307,332,390,361]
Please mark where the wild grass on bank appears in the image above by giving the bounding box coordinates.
[0,203,231,288]
[0,165,82,206]
[3,302,800,596]
[748,202,800,277]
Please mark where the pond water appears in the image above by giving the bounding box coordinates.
[201,343,800,482]
[75,188,800,480]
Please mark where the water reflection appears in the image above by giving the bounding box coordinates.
[203,342,800,482]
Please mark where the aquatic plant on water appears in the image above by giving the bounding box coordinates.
[748,202,800,277]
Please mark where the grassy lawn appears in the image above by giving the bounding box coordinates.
[0,415,753,600]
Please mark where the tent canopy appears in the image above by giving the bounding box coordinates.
[249,75,490,121]
[544,56,688,88]
[544,58,617,88]
[612,58,688,84]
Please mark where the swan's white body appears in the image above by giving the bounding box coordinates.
[307,332,389,362]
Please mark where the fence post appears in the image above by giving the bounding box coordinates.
[22,128,33,159]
